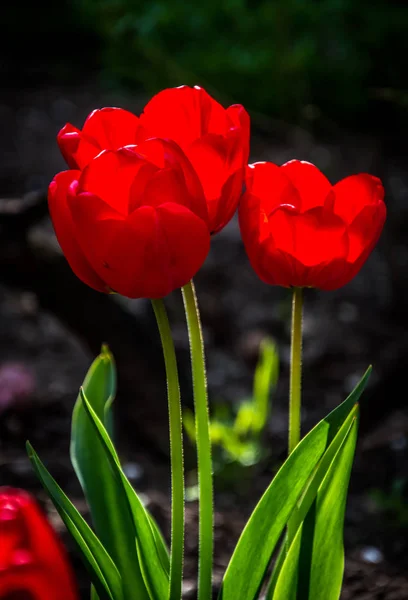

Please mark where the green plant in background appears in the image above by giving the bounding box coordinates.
[184,338,278,471]
[370,478,408,528]
[74,0,408,126]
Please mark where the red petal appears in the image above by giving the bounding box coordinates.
[139,85,231,147]
[225,104,250,162]
[268,205,349,267]
[133,138,208,223]
[154,203,210,293]
[81,107,141,149]
[333,173,385,223]
[211,168,244,234]
[57,123,100,170]
[78,147,147,216]
[69,201,210,298]
[245,162,301,215]
[134,167,189,211]
[57,108,142,170]
[67,189,125,288]
[48,171,108,292]
[0,489,78,599]
[281,160,332,212]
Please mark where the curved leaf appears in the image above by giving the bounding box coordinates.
[272,415,358,599]
[27,442,123,600]
[70,347,149,599]
[220,367,371,600]
[80,388,169,600]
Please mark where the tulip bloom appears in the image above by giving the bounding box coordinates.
[239,160,386,290]
[49,138,210,298]
[57,86,250,234]
[0,487,78,599]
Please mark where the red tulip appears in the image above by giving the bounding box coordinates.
[239,160,386,290]
[57,86,250,234]
[0,487,78,600]
[49,138,210,298]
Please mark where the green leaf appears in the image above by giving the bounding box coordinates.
[71,347,149,600]
[147,513,170,576]
[265,405,359,600]
[26,442,123,600]
[91,586,100,600]
[218,422,327,600]
[80,388,169,600]
[272,415,358,600]
[219,367,371,600]
[251,338,279,434]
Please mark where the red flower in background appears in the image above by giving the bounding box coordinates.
[0,487,78,600]
[57,86,250,234]
[239,160,386,290]
[49,138,210,298]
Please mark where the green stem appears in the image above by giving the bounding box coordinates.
[182,280,213,600]
[151,299,184,600]
[288,287,304,455]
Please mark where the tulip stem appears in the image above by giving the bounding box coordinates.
[182,280,213,600]
[288,286,304,455]
[151,298,184,600]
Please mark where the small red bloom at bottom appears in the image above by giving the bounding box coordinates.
[0,488,78,600]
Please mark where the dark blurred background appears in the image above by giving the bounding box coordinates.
[0,1,408,598]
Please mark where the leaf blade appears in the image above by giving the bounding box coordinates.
[27,442,123,600]
[70,348,149,599]
[220,367,371,600]
[80,388,169,600]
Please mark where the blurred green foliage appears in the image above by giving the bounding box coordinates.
[184,338,279,473]
[75,0,408,125]
[370,478,408,528]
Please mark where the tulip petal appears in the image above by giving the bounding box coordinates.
[78,147,148,216]
[67,189,126,287]
[245,162,301,215]
[0,488,78,599]
[135,138,209,224]
[57,124,99,170]
[48,172,108,293]
[268,205,349,267]
[333,173,385,222]
[226,104,251,162]
[81,107,141,149]
[139,85,228,146]
[57,108,142,170]
[70,202,210,299]
[347,202,386,261]
[281,160,332,212]
[188,134,244,231]
[155,202,210,292]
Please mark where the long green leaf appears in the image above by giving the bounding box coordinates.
[80,388,169,600]
[147,513,170,576]
[272,415,358,599]
[266,368,371,599]
[219,422,327,600]
[265,405,358,600]
[219,367,371,600]
[71,347,149,600]
[27,442,123,600]
[301,414,358,599]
